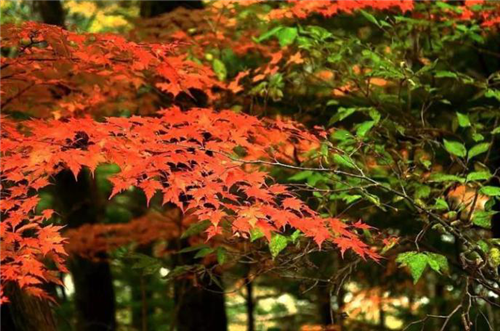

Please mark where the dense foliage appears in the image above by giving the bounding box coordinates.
[1,1,500,330]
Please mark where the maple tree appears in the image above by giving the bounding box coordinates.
[0,22,379,303]
[2,1,500,330]
[0,107,379,301]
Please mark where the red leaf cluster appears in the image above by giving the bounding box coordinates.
[0,19,384,302]
[1,22,220,118]
[268,0,414,20]
[1,106,378,300]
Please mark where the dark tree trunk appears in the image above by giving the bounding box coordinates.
[172,239,227,331]
[55,170,116,331]
[318,254,344,328]
[140,1,203,18]
[317,285,331,326]
[245,278,255,331]
[69,256,116,331]
[174,277,227,331]
[130,246,154,331]
[1,284,57,331]
[35,0,66,27]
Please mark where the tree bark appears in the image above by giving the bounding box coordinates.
[245,279,255,331]
[318,285,332,326]
[172,239,227,331]
[68,256,116,331]
[130,247,154,331]
[55,170,116,331]
[1,284,57,331]
[174,276,227,331]
[35,0,66,27]
[140,1,203,18]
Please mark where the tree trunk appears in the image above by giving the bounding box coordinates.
[2,284,57,331]
[69,255,116,331]
[318,254,345,328]
[172,239,227,331]
[174,276,227,331]
[55,170,116,331]
[245,278,255,331]
[140,1,203,18]
[130,247,154,331]
[35,0,66,27]
[318,285,332,326]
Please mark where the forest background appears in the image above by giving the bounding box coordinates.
[1,1,500,331]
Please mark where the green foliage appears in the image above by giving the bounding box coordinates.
[473,210,494,229]
[456,112,471,127]
[480,186,500,197]
[216,247,227,265]
[213,59,228,81]
[396,251,449,284]
[468,142,490,160]
[269,234,288,258]
[194,247,215,259]
[466,171,492,182]
[443,139,467,158]
[256,26,297,47]
[178,244,210,254]
[193,1,500,325]
[396,252,428,284]
[181,220,211,239]
[130,253,162,275]
[333,154,356,169]
[250,228,265,242]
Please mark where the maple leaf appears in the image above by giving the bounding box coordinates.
[132,48,155,70]
[287,51,304,65]
[41,209,55,220]
[18,197,40,214]
[25,286,58,303]
[0,291,9,304]
[255,219,276,241]
[282,197,303,212]
[80,145,106,176]
[1,265,19,282]
[60,154,83,180]
[239,206,266,227]
[206,225,223,240]
[245,186,273,201]
[30,177,50,191]
[233,217,253,234]
[313,228,330,247]
[21,256,46,280]
[209,210,226,227]
[270,52,283,65]
[348,237,371,261]
[352,220,375,231]
[18,275,42,288]
[37,225,67,256]
[228,69,250,94]
[268,184,289,196]
[162,187,183,211]
[108,176,136,199]
[252,73,266,82]
[333,237,354,258]
[16,223,39,234]
[139,179,163,206]
[329,218,351,236]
